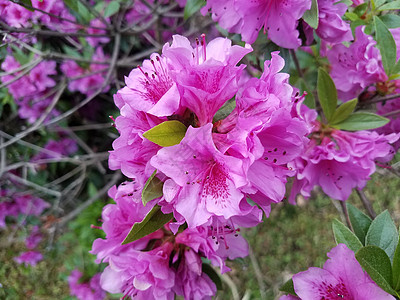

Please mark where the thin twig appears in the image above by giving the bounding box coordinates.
[290,49,304,79]
[382,109,400,118]
[40,33,121,128]
[356,189,377,219]
[6,173,62,198]
[57,171,122,225]
[360,93,400,106]
[248,246,267,300]
[340,201,352,229]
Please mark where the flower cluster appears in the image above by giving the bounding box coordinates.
[110,35,310,231]
[0,190,49,266]
[1,55,58,123]
[91,181,248,299]
[68,269,106,300]
[289,105,398,202]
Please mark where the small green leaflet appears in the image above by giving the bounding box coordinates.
[365,210,399,262]
[356,246,398,297]
[184,0,205,20]
[143,120,187,147]
[346,203,372,245]
[142,170,163,206]
[374,16,397,76]
[302,0,319,29]
[104,1,120,18]
[392,231,400,291]
[332,219,363,253]
[202,264,223,290]
[377,0,400,11]
[380,14,400,29]
[332,112,389,131]
[122,205,173,245]
[280,279,297,296]
[329,98,357,125]
[317,68,337,122]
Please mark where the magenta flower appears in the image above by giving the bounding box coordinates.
[91,181,162,263]
[14,251,43,267]
[202,0,311,48]
[163,35,252,125]
[290,118,399,201]
[304,0,352,44]
[2,2,33,28]
[25,226,43,249]
[68,270,106,300]
[87,18,110,47]
[327,26,387,101]
[118,53,180,117]
[61,47,110,96]
[151,124,249,228]
[108,98,163,185]
[174,249,217,300]
[100,243,176,300]
[32,137,78,161]
[292,244,395,299]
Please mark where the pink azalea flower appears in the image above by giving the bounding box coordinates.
[290,115,399,201]
[32,137,78,161]
[118,53,181,117]
[215,53,309,213]
[87,18,110,48]
[14,251,43,267]
[61,48,109,96]
[25,226,43,249]
[304,0,352,44]
[292,244,395,299]
[174,249,216,300]
[202,0,311,48]
[90,181,162,263]
[108,97,163,184]
[327,26,387,101]
[14,194,50,216]
[163,35,252,125]
[3,2,33,28]
[151,124,249,227]
[376,96,400,151]
[68,270,106,300]
[101,242,176,300]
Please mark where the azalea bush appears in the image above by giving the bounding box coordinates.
[1,0,400,299]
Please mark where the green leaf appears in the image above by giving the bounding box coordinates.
[333,112,389,131]
[142,170,163,206]
[303,0,319,29]
[345,12,359,22]
[202,264,223,290]
[393,60,400,75]
[19,0,34,10]
[63,0,92,22]
[366,210,399,262]
[104,1,120,18]
[214,99,236,122]
[330,98,358,125]
[332,219,363,253]
[184,0,205,20]
[392,232,400,291]
[354,3,368,17]
[143,120,187,147]
[122,206,173,245]
[372,0,387,9]
[347,203,372,245]
[374,16,397,76]
[317,68,337,122]
[356,246,396,296]
[280,279,297,296]
[380,14,400,28]
[377,0,400,11]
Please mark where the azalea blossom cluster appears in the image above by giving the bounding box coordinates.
[0,190,49,266]
[68,269,106,300]
[101,33,312,297]
[92,181,249,299]
[289,105,398,202]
